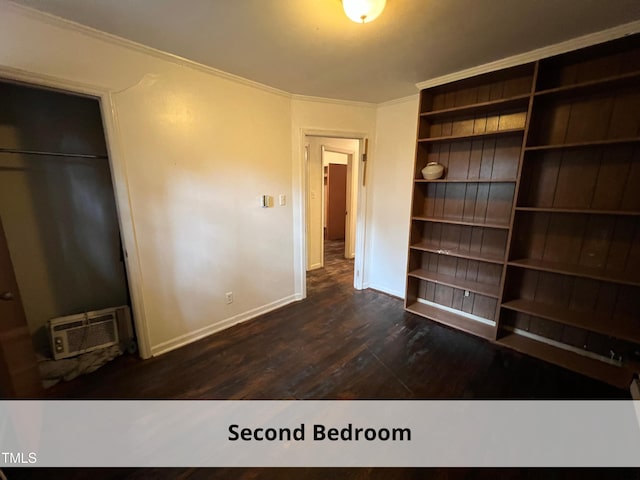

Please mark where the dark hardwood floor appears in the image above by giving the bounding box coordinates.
[7,240,635,479]
[43,239,627,400]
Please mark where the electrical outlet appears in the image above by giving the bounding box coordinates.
[225,292,233,304]
[464,290,470,297]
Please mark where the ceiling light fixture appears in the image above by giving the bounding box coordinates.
[342,0,386,24]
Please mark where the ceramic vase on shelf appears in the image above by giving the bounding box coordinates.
[421,162,444,180]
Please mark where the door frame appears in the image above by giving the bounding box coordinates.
[321,145,355,260]
[298,129,368,297]
[0,65,151,359]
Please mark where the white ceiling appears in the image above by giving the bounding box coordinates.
[10,0,640,103]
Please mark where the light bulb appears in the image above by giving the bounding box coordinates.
[342,0,387,24]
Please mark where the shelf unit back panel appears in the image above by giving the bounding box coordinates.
[422,64,534,113]
[500,310,638,365]
[419,110,526,139]
[527,88,640,147]
[504,268,639,317]
[417,136,521,181]
[413,182,514,226]
[409,250,502,288]
[410,277,498,322]
[511,212,640,278]
[519,146,640,212]
[536,36,640,90]
[410,221,508,261]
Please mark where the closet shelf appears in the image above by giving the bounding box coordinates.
[409,268,501,298]
[508,258,640,287]
[501,299,640,344]
[0,147,108,160]
[410,241,504,265]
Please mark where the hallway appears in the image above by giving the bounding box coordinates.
[307,239,354,295]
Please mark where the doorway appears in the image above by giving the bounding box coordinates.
[305,135,362,290]
[0,79,134,393]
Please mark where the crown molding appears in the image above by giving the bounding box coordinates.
[377,93,419,108]
[291,93,376,109]
[416,20,640,90]
[4,0,292,99]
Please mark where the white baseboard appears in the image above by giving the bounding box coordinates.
[366,283,405,300]
[150,293,302,356]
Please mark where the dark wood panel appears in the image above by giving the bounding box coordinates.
[414,182,514,226]
[503,267,640,345]
[536,34,640,90]
[520,146,640,212]
[423,63,534,114]
[413,222,508,262]
[528,89,640,147]
[510,212,640,280]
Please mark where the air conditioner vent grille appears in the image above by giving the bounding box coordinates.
[49,307,125,360]
[66,318,116,353]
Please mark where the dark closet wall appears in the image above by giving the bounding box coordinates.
[0,81,128,354]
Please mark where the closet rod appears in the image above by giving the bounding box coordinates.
[0,147,108,160]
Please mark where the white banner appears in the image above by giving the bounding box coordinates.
[1,400,639,467]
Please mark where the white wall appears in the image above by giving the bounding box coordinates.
[365,96,419,298]
[0,2,295,355]
[291,98,376,294]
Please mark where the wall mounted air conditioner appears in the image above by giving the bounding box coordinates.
[49,305,131,360]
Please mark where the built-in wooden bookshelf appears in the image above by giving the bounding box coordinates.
[406,34,640,389]
[406,63,534,343]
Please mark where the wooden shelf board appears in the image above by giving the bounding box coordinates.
[516,207,640,216]
[526,137,640,151]
[420,95,530,119]
[508,258,640,287]
[501,299,640,344]
[410,242,504,265]
[497,333,633,389]
[535,71,640,98]
[406,302,495,340]
[412,216,510,230]
[418,127,525,144]
[415,178,517,184]
[408,268,500,298]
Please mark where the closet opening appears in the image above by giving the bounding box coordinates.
[0,79,136,395]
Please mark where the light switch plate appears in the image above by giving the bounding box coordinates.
[279,194,286,206]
